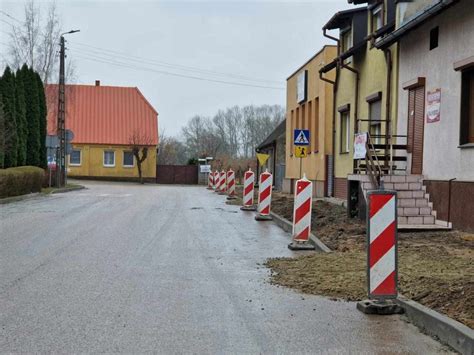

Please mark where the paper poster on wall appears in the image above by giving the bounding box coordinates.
[353,132,368,160]
[426,89,441,123]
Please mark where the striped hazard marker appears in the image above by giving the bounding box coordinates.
[357,190,402,314]
[255,170,273,221]
[367,191,398,299]
[207,171,214,190]
[288,175,315,251]
[226,169,236,200]
[218,170,227,195]
[240,169,256,211]
[214,170,221,192]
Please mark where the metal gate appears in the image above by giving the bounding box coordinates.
[156,165,198,184]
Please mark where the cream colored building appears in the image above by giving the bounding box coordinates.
[284,45,337,196]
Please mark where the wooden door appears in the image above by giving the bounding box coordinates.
[407,86,425,174]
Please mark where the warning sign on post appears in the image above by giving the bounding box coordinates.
[294,146,308,158]
[294,129,310,146]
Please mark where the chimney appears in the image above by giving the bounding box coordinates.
[95,80,100,86]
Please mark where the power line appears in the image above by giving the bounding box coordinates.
[0,10,22,24]
[71,41,283,85]
[72,52,285,90]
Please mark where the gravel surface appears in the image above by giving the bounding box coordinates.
[0,181,450,353]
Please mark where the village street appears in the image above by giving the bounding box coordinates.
[0,181,449,353]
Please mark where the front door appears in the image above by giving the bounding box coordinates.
[407,86,425,174]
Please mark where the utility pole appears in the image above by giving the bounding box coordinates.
[55,30,79,187]
[56,36,65,187]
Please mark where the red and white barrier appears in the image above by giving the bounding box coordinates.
[255,170,273,221]
[214,171,221,192]
[218,170,226,194]
[226,169,236,199]
[207,171,214,189]
[368,191,397,299]
[292,176,313,242]
[241,169,255,211]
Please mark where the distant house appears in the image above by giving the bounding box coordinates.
[255,119,286,190]
[46,81,158,181]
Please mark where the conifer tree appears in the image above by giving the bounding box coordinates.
[0,67,18,168]
[35,72,47,168]
[0,95,5,168]
[15,67,28,166]
[24,66,41,166]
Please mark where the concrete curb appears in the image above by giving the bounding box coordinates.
[395,296,474,354]
[0,192,41,205]
[269,211,331,253]
[49,185,86,194]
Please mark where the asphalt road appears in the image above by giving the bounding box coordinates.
[0,181,449,353]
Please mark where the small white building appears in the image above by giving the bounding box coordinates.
[377,0,474,231]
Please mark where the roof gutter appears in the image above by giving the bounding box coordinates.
[376,0,458,49]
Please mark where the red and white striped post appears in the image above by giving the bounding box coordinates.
[214,170,221,192]
[218,170,227,195]
[226,169,236,200]
[367,191,397,299]
[288,175,315,250]
[255,169,273,221]
[357,190,400,314]
[207,170,214,190]
[240,169,256,211]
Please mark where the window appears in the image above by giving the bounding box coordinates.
[340,111,350,153]
[123,151,134,167]
[69,149,81,166]
[369,99,382,144]
[430,27,439,50]
[341,28,353,63]
[371,4,384,33]
[103,150,115,167]
[460,68,474,145]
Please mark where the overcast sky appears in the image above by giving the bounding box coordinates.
[1,0,352,136]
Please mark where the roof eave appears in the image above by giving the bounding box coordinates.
[375,0,458,49]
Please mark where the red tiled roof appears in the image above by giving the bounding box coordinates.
[46,84,158,145]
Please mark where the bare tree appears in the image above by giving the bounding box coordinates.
[6,0,74,84]
[157,129,187,165]
[129,130,153,184]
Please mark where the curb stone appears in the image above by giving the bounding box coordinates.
[49,185,86,194]
[396,296,474,355]
[0,192,41,205]
[266,210,473,353]
[269,211,331,253]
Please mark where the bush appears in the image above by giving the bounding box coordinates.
[0,166,45,198]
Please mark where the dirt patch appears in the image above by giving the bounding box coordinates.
[266,194,474,329]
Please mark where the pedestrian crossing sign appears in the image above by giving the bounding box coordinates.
[294,146,308,158]
[294,129,310,146]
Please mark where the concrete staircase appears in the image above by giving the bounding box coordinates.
[354,174,452,230]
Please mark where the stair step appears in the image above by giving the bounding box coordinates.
[398,207,433,217]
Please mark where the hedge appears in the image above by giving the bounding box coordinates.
[0,166,44,198]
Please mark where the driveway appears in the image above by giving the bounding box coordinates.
[0,181,449,353]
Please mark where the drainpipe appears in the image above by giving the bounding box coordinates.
[384,48,393,175]
[447,178,456,227]
[322,28,340,197]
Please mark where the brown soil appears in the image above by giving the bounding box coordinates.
[266,193,474,329]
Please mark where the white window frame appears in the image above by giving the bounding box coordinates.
[103,150,115,167]
[69,149,81,166]
[371,4,383,33]
[341,28,353,64]
[123,151,135,168]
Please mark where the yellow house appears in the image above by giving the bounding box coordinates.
[320,1,399,200]
[285,45,337,196]
[46,81,158,181]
